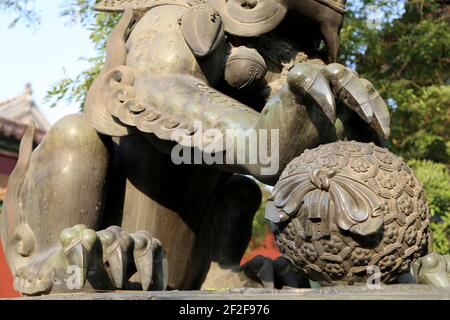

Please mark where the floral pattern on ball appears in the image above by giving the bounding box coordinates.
[268,141,431,286]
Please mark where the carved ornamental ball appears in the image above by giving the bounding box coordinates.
[266,141,431,285]
[224,46,267,90]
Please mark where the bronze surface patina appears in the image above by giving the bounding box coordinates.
[266,141,431,285]
[1,0,447,296]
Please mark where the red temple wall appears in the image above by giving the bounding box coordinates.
[241,233,281,264]
[0,151,19,297]
[0,240,19,297]
[0,152,18,176]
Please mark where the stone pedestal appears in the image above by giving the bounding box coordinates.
[4,285,450,300]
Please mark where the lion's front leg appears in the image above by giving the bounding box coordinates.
[1,114,111,295]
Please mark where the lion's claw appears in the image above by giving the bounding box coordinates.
[61,224,97,289]
[289,62,391,140]
[97,226,133,289]
[324,63,374,122]
[414,252,450,288]
[242,256,303,289]
[324,63,390,139]
[131,230,167,291]
[359,78,391,139]
[97,226,168,291]
[13,225,168,294]
[242,255,275,289]
[288,64,336,123]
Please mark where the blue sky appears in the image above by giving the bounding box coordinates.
[0,1,96,124]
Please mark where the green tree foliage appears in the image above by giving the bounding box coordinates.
[0,0,39,27]
[408,160,450,253]
[46,0,120,107]
[340,0,450,254]
[0,0,119,105]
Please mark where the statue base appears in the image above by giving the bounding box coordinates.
[4,285,450,300]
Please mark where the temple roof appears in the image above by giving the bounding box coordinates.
[0,84,50,143]
[0,84,51,131]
